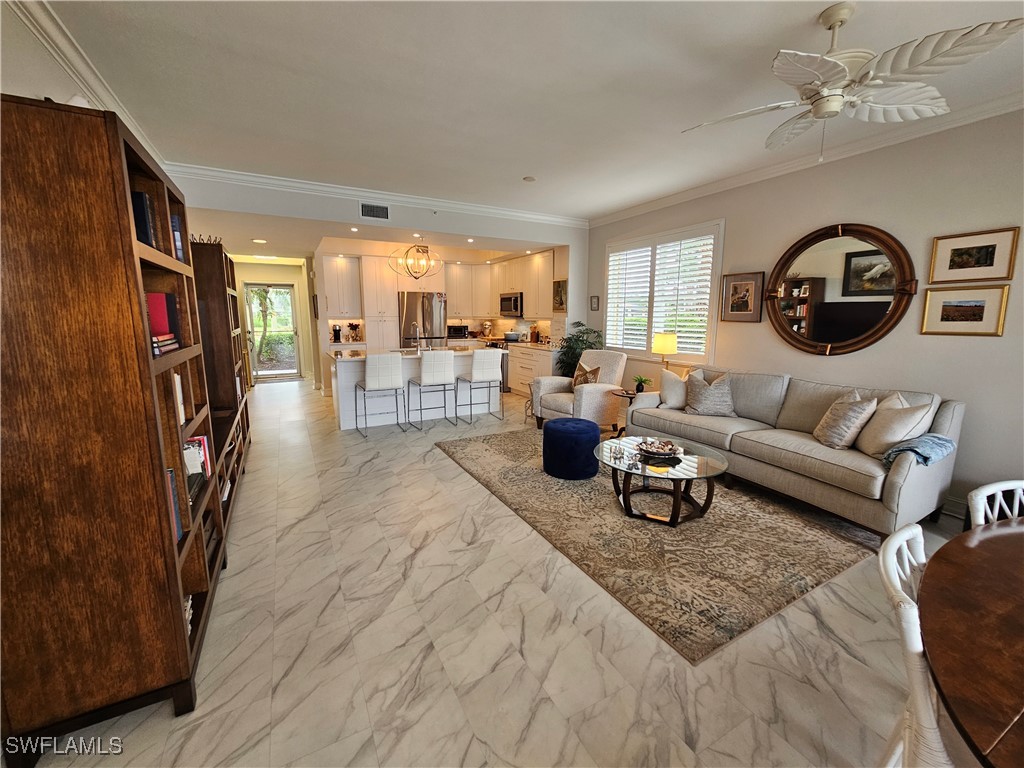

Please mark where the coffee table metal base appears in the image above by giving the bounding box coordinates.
[611,467,715,527]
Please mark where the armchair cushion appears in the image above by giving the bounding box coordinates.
[572,362,601,389]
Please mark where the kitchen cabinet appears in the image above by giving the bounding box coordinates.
[446,263,472,317]
[472,265,492,317]
[364,316,400,351]
[361,256,399,318]
[396,264,445,294]
[524,251,553,320]
[507,345,558,396]
[323,255,362,318]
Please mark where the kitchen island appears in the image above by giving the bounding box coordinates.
[330,349,507,431]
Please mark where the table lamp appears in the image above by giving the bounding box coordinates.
[652,332,677,367]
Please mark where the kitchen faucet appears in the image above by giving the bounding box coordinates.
[412,322,421,350]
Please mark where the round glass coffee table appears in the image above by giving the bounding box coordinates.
[595,436,729,527]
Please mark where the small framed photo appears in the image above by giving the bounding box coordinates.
[799,285,810,297]
[552,280,567,313]
[843,249,895,296]
[721,272,764,322]
[590,295,600,312]
[930,227,1019,283]
[921,284,1009,336]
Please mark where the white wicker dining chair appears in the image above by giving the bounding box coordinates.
[967,480,1024,527]
[877,524,954,768]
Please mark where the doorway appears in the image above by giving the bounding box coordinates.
[244,283,301,380]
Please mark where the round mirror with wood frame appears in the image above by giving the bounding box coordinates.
[766,223,917,355]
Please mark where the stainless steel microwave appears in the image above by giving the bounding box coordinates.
[500,292,523,318]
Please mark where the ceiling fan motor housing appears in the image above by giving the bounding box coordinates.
[810,91,845,119]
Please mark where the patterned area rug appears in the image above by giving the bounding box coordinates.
[436,428,879,663]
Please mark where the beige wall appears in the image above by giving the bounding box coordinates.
[1,4,82,102]
[589,111,1024,504]
[234,261,315,381]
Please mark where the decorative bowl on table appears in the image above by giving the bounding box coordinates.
[635,439,680,457]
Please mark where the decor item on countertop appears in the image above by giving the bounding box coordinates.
[842,250,894,296]
[388,235,443,280]
[347,322,361,342]
[929,227,1019,284]
[435,427,877,663]
[651,331,678,366]
[721,272,764,322]
[920,284,1009,336]
[632,374,652,393]
[555,321,604,377]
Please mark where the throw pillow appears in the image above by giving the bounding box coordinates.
[659,368,687,409]
[813,390,878,449]
[854,393,933,459]
[572,362,600,389]
[684,372,737,416]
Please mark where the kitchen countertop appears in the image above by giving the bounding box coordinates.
[331,347,508,362]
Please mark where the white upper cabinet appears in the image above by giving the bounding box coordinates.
[361,256,399,318]
[526,251,553,319]
[472,265,493,317]
[335,256,362,318]
[446,264,472,317]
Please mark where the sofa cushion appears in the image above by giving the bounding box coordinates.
[776,378,940,434]
[631,407,770,451]
[658,368,687,410]
[541,392,574,415]
[854,393,933,459]
[813,390,877,449]
[697,367,790,426]
[731,429,886,498]
[685,372,737,416]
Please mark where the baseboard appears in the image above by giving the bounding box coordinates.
[941,495,967,520]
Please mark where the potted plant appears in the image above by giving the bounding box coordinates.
[633,374,653,393]
[556,321,604,377]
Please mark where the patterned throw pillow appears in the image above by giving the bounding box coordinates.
[684,372,737,416]
[813,390,878,449]
[854,392,933,458]
[572,362,601,389]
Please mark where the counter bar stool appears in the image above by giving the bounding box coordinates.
[355,352,408,437]
[457,348,504,423]
[408,350,456,430]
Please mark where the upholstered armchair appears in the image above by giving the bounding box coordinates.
[533,349,628,431]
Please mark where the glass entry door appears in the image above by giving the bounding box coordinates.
[244,284,300,380]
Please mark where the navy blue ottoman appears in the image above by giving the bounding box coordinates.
[543,418,601,480]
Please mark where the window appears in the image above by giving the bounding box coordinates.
[604,221,722,361]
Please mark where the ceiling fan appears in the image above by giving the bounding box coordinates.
[681,2,1023,151]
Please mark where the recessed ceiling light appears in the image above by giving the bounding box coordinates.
[485,260,491,264]
[522,176,536,183]
[467,238,474,243]
[338,254,345,258]
[350,227,358,232]
[413,233,421,238]
[456,261,462,265]
[251,238,267,244]
[526,250,532,255]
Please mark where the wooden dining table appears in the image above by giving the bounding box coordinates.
[918,519,1024,768]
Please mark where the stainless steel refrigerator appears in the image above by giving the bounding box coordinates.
[398,291,447,349]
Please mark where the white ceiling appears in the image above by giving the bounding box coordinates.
[48,1,1024,229]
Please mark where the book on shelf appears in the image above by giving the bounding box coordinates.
[169,214,186,262]
[165,468,183,541]
[130,190,155,248]
[153,333,176,343]
[182,436,210,504]
[220,479,231,503]
[152,341,181,357]
[146,292,180,342]
[183,595,193,639]
[173,373,186,425]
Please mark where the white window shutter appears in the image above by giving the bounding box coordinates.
[605,245,651,350]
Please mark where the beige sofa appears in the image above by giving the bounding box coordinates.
[625,367,965,535]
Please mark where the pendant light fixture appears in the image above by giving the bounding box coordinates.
[388,236,443,281]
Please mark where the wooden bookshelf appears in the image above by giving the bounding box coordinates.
[192,241,251,531]
[0,95,227,766]
[778,276,825,339]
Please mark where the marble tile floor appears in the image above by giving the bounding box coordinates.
[37,380,964,768]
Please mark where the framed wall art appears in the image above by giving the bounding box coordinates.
[929,227,1019,283]
[721,272,763,322]
[590,295,600,312]
[920,284,1009,336]
[552,280,567,313]
[842,249,895,296]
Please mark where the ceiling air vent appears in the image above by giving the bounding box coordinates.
[359,202,390,221]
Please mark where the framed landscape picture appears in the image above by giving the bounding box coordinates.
[930,227,1019,283]
[721,272,763,322]
[843,249,895,296]
[921,285,1009,336]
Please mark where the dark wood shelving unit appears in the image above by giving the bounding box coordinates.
[192,241,251,531]
[778,276,825,339]
[0,95,228,767]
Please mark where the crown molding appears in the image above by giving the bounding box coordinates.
[590,96,1024,228]
[163,163,591,230]
[7,0,165,162]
